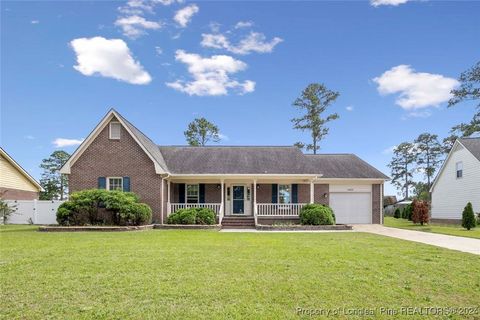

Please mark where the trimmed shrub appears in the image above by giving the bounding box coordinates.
[411,199,429,226]
[394,208,401,219]
[56,189,152,226]
[462,202,476,230]
[195,208,216,225]
[167,208,216,225]
[299,204,335,225]
[404,204,413,221]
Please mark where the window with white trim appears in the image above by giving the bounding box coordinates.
[456,161,463,179]
[186,184,199,203]
[278,184,291,204]
[108,177,123,191]
[109,122,121,139]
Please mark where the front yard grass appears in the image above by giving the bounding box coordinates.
[384,217,480,239]
[1,225,479,319]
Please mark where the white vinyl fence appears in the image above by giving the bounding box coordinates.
[4,200,64,225]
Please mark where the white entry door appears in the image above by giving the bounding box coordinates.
[329,192,371,224]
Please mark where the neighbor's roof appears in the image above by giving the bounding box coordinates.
[0,147,42,190]
[305,154,390,179]
[159,146,311,175]
[459,137,480,161]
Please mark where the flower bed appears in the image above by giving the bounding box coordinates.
[255,224,352,231]
[154,224,220,230]
[38,225,154,232]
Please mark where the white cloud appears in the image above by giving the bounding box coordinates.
[371,0,409,6]
[155,46,163,55]
[218,133,229,141]
[70,37,152,85]
[373,65,459,110]
[31,20,39,24]
[201,31,283,55]
[174,4,199,28]
[382,145,397,154]
[346,105,354,111]
[53,138,84,148]
[25,135,35,140]
[166,50,255,96]
[115,15,162,38]
[234,21,254,29]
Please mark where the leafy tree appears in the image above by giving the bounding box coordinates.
[443,111,480,153]
[412,199,429,226]
[388,142,417,199]
[462,202,476,230]
[448,61,480,109]
[444,61,480,153]
[291,83,340,154]
[412,182,430,201]
[39,150,70,200]
[184,117,220,146]
[394,208,401,219]
[414,133,443,189]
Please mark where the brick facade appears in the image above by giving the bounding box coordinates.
[314,184,329,205]
[68,118,163,223]
[0,187,38,200]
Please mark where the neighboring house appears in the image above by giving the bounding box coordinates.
[0,148,42,200]
[60,109,389,226]
[430,137,480,223]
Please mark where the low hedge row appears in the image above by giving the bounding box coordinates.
[167,208,216,225]
[57,189,152,226]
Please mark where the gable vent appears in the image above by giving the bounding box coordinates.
[109,122,121,140]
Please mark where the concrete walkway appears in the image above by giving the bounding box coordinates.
[353,224,480,255]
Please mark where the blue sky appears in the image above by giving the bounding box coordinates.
[1,0,479,195]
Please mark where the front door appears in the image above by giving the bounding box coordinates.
[232,185,245,214]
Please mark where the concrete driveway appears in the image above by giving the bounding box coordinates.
[354,224,480,255]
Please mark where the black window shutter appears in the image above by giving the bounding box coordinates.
[292,184,298,203]
[98,177,106,189]
[199,184,205,203]
[178,183,185,203]
[123,177,131,192]
[271,184,278,203]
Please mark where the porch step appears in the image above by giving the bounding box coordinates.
[221,216,255,227]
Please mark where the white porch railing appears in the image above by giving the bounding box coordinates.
[169,203,222,215]
[256,203,306,216]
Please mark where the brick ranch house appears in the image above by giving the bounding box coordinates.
[60,109,389,227]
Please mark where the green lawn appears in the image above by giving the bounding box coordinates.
[1,226,479,319]
[384,217,480,240]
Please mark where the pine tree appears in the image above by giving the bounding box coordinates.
[462,202,476,230]
[184,118,221,146]
[388,142,417,199]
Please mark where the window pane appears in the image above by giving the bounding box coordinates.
[109,178,123,191]
[278,184,291,204]
[186,184,199,203]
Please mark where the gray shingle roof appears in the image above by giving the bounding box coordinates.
[158,146,311,174]
[305,154,389,179]
[158,146,389,179]
[460,137,480,161]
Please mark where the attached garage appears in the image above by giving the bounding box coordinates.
[328,185,373,224]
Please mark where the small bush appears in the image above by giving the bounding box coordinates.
[299,204,335,225]
[404,204,413,221]
[167,208,216,225]
[462,202,476,230]
[394,208,401,219]
[195,208,216,225]
[412,200,429,225]
[56,189,152,226]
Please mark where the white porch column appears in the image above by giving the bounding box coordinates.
[253,179,258,225]
[167,180,171,215]
[220,179,225,223]
[310,180,314,204]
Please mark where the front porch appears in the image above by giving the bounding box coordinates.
[165,177,325,225]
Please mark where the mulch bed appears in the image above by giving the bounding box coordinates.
[38,225,154,232]
[256,224,353,231]
[153,224,221,230]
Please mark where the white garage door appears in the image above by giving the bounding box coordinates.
[330,192,371,224]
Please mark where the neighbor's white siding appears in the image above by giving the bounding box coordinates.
[431,144,480,219]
